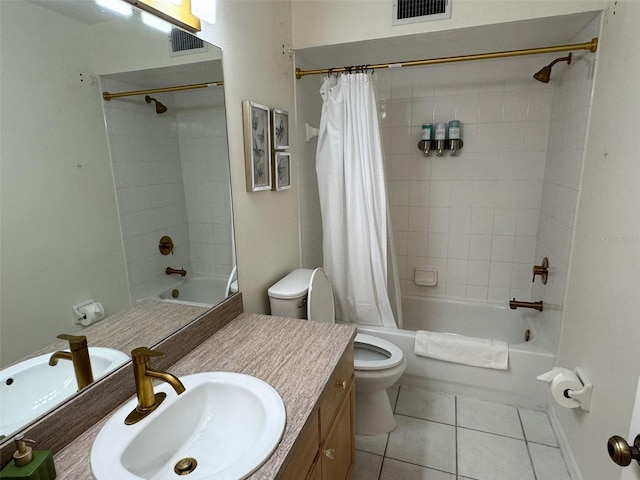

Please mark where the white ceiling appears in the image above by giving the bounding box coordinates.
[30,0,118,24]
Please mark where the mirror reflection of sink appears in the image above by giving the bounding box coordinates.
[91,372,286,480]
[0,347,129,437]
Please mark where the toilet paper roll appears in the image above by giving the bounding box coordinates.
[78,302,104,327]
[537,367,582,408]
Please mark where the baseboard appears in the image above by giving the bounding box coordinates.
[547,406,584,480]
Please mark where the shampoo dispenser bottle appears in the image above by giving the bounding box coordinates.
[0,435,56,480]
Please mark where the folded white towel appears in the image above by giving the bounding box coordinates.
[414,330,508,370]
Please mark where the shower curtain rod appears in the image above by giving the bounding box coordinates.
[295,38,598,79]
[102,81,224,101]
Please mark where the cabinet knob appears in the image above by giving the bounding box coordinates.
[335,380,347,390]
[323,448,335,460]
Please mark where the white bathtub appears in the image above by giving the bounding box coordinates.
[156,275,228,308]
[358,295,555,409]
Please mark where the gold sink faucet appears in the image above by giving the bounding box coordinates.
[49,334,94,390]
[125,347,185,425]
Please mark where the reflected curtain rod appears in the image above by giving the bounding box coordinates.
[102,81,224,101]
[295,38,598,79]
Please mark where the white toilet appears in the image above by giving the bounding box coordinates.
[268,268,406,435]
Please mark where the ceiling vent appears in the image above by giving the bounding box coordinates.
[169,28,208,56]
[392,0,452,25]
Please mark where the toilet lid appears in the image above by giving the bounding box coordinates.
[307,268,334,323]
[353,333,404,370]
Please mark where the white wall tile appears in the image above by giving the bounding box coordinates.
[378,54,561,302]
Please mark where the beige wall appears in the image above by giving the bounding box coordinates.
[0,2,131,366]
[197,1,300,313]
[556,2,640,479]
[292,0,605,50]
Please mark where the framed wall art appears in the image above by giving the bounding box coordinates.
[271,108,289,150]
[273,152,291,191]
[243,100,272,192]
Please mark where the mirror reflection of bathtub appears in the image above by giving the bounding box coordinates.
[155,272,238,307]
[357,295,555,409]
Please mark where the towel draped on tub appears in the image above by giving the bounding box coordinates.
[414,330,509,370]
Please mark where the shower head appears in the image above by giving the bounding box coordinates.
[533,53,572,83]
[145,95,168,114]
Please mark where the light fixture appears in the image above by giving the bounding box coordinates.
[123,0,215,33]
[95,0,133,17]
[141,11,172,33]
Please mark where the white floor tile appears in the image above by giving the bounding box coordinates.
[352,450,383,480]
[395,386,456,425]
[356,432,389,456]
[386,414,456,473]
[457,396,524,439]
[528,442,571,480]
[379,458,456,480]
[457,428,535,480]
[518,408,558,446]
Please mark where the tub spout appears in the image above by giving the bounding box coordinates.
[509,298,543,312]
[166,267,187,277]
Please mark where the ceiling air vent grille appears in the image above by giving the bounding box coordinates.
[392,0,451,25]
[169,28,208,56]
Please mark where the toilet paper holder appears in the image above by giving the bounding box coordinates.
[537,366,593,411]
[72,299,104,325]
[564,367,593,412]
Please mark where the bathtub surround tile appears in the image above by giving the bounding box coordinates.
[457,396,524,439]
[394,386,456,425]
[379,458,456,480]
[386,414,456,473]
[457,428,535,480]
[518,408,558,447]
[352,450,384,480]
[528,443,571,480]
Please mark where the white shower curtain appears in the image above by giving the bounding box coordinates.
[316,73,398,329]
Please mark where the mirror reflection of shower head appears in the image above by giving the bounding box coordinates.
[533,53,572,83]
[145,95,168,114]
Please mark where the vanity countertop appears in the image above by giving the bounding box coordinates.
[52,312,357,479]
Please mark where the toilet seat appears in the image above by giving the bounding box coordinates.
[308,268,334,323]
[354,333,404,371]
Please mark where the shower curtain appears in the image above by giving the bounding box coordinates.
[316,72,399,329]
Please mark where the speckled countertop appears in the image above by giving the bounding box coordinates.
[52,313,356,479]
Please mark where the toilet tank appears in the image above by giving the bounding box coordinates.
[268,269,313,319]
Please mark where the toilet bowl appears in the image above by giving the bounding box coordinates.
[268,268,406,435]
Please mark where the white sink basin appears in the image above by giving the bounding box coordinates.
[0,347,129,437]
[91,372,286,480]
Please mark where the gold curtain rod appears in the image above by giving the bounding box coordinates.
[295,38,598,79]
[102,81,224,101]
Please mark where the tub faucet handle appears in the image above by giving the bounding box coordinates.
[532,257,549,284]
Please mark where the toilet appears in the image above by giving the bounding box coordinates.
[268,268,406,435]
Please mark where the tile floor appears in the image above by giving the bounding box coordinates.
[352,384,571,480]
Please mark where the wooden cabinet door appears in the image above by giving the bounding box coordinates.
[320,380,355,480]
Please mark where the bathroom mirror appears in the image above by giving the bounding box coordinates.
[0,0,235,438]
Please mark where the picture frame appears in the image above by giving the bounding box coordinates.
[273,152,291,191]
[271,108,289,150]
[243,100,272,192]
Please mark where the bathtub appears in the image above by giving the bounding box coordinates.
[357,295,555,409]
[156,274,229,308]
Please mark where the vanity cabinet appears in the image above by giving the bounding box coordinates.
[280,346,355,480]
